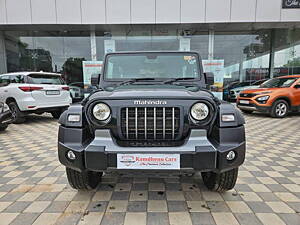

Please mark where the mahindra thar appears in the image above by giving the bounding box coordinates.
[58,52,246,192]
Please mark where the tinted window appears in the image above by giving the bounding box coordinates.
[252,79,267,85]
[261,77,297,88]
[0,76,10,87]
[27,74,64,85]
[9,75,24,83]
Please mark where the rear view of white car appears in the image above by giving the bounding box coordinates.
[0,72,72,123]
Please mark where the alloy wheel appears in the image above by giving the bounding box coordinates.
[10,105,17,120]
[275,103,287,117]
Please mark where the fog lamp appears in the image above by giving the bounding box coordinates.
[67,151,76,160]
[68,114,81,122]
[226,151,236,161]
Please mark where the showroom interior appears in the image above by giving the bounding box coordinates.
[0,25,299,98]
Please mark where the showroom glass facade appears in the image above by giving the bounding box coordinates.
[4,31,91,85]
[2,28,300,99]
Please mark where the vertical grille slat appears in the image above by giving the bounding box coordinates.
[135,107,138,139]
[172,107,175,139]
[144,108,147,139]
[121,107,180,141]
[154,107,156,140]
[162,107,165,139]
[126,108,129,139]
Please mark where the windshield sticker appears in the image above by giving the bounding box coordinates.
[184,56,193,60]
[184,56,196,64]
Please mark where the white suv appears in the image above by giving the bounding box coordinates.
[0,72,72,123]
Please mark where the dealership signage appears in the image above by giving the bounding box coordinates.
[82,61,103,85]
[117,154,180,170]
[179,38,190,51]
[104,40,115,54]
[282,0,300,8]
[202,60,225,100]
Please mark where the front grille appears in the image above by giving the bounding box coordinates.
[239,93,257,98]
[120,107,180,140]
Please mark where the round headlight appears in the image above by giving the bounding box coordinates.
[191,103,209,121]
[92,103,111,121]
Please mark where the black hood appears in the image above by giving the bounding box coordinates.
[88,84,214,100]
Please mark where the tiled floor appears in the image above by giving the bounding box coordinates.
[0,113,299,225]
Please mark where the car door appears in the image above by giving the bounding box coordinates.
[292,78,300,107]
[0,75,10,102]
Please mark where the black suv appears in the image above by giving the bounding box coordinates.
[58,52,246,192]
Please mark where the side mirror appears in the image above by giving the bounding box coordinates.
[91,74,101,87]
[294,84,300,89]
[204,72,214,86]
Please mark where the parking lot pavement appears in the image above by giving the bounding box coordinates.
[0,114,299,225]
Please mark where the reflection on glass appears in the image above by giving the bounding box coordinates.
[4,31,91,85]
[214,31,271,101]
[261,77,297,88]
[273,29,300,76]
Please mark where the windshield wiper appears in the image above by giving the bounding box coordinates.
[163,77,197,84]
[119,78,156,86]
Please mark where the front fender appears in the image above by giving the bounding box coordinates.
[218,103,245,128]
[59,104,84,128]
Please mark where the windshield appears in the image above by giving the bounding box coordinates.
[104,53,200,80]
[260,77,297,88]
[27,74,65,85]
[252,79,266,85]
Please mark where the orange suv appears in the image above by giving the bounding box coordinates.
[237,75,300,118]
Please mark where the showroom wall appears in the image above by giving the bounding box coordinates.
[0,0,299,25]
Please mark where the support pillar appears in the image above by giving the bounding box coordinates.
[268,29,275,78]
[208,30,214,60]
[0,31,7,73]
[90,27,97,61]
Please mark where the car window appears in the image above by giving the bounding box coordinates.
[261,77,297,88]
[0,76,10,87]
[27,74,65,85]
[9,75,25,84]
[253,79,266,85]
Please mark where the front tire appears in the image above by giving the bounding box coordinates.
[201,168,238,192]
[271,100,289,118]
[66,167,102,190]
[51,110,63,119]
[8,102,26,124]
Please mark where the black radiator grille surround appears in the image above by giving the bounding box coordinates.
[120,107,180,141]
[239,93,257,98]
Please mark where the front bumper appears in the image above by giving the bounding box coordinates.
[0,111,13,125]
[237,102,271,113]
[58,127,246,173]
